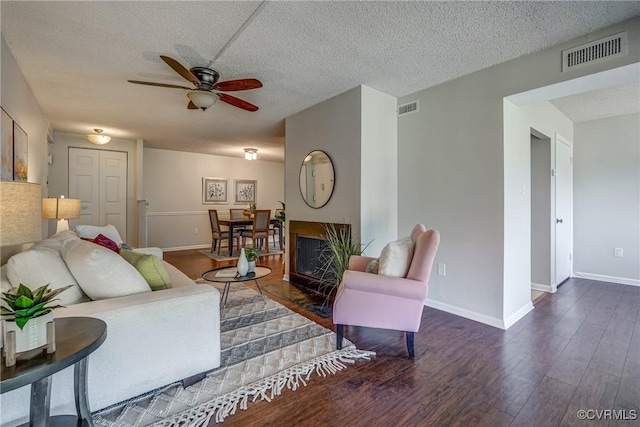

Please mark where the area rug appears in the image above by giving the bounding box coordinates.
[198,247,283,262]
[92,282,374,427]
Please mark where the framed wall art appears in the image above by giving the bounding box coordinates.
[234,179,257,204]
[202,177,228,204]
[13,122,28,182]
[1,107,13,181]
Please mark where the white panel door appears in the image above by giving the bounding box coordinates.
[68,148,100,228]
[69,148,127,240]
[555,136,572,286]
[100,151,127,238]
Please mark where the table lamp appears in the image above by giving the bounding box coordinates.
[42,195,81,233]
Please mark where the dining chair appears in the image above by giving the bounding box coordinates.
[208,209,240,255]
[240,210,275,252]
[272,209,284,247]
[230,209,245,220]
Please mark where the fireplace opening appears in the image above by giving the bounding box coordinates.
[289,220,349,297]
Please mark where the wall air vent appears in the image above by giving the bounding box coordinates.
[562,32,627,72]
[397,100,419,116]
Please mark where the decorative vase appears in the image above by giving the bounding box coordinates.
[237,248,249,276]
[248,260,256,273]
[3,312,53,353]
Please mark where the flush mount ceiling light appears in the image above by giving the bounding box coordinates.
[87,129,111,145]
[187,91,219,110]
[244,148,258,160]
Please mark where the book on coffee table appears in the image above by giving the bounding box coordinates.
[215,270,238,278]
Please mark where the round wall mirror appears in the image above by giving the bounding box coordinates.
[299,150,335,208]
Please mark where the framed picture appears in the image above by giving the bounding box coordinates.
[234,179,257,204]
[13,122,28,182]
[1,108,13,181]
[202,177,228,204]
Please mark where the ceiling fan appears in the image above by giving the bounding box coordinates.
[128,55,262,112]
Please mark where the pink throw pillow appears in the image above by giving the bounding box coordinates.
[92,233,120,253]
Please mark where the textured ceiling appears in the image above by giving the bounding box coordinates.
[550,82,640,123]
[2,1,639,162]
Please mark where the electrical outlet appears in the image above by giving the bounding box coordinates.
[614,248,623,258]
[194,228,199,235]
[437,263,446,276]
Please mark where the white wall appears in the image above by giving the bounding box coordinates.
[503,100,573,325]
[0,35,50,263]
[398,18,637,328]
[143,148,284,250]
[49,132,142,243]
[284,85,397,278]
[574,113,640,284]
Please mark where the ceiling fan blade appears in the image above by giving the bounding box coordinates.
[187,101,199,110]
[213,78,262,92]
[128,80,192,90]
[218,94,259,112]
[160,55,200,85]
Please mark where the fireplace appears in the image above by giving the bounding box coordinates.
[289,220,350,296]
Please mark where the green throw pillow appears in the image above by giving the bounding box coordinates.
[120,250,172,291]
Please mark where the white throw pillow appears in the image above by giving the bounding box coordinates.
[75,224,124,246]
[6,247,87,305]
[378,236,414,278]
[61,239,150,300]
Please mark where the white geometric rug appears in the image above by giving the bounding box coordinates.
[93,282,374,426]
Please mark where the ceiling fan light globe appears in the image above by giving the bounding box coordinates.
[187,91,218,110]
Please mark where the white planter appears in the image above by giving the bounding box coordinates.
[3,312,53,353]
[248,260,256,273]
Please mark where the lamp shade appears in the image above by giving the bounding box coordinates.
[87,129,111,145]
[187,91,219,110]
[0,182,42,246]
[42,196,81,219]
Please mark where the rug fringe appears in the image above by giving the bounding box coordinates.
[151,347,375,426]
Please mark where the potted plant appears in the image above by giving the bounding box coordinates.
[245,248,259,273]
[1,283,72,352]
[317,223,369,302]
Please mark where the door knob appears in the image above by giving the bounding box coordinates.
[556,218,563,224]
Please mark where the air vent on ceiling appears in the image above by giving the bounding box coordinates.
[398,100,419,116]
[562,32,627,72]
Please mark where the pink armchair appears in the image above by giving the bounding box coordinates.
[333,224,440,359]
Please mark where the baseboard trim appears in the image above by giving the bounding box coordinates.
[504,302,534,330]
[531,282,554,293]
[424,298,505,330]
[163,244,210,252]
[573,272,639,287]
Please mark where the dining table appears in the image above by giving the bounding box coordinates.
[218,218,283,257]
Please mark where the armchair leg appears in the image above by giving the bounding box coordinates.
[406,332,415,359]
[336,324,344,350]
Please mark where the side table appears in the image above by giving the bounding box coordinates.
[1,316,107,427]
[202,266,272,309]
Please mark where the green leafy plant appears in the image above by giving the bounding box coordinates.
[317,223,370,302]
[275,201,285,223]
[244,247,259,262]
[249,203,257,214]
[1,284,72,329]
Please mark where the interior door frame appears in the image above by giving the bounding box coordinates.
[553,133,573,292]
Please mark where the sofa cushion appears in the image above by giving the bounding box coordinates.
[6,246,87,305]
[378,236,414,278]
[120,250,172,291]
[61,239,150,300]
[75,224,124,246]
[365,258,379,274]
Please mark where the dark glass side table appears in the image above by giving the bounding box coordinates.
[202,266,272,308]
[1,316,107,427]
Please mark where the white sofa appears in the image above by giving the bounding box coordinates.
[0,229,221,426]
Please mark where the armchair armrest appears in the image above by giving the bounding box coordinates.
[348,255,377,272]
[341,270,428,301]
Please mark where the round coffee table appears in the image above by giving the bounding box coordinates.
[202,266,272,309]
[1,316,107,427]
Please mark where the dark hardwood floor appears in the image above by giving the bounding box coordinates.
[164,249,640,426]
